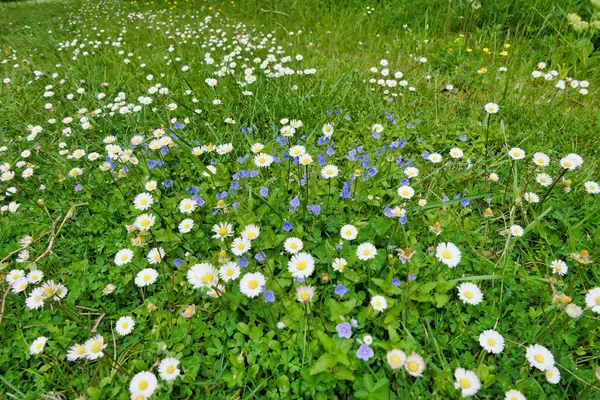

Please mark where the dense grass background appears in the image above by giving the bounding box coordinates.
[1,0,599,399]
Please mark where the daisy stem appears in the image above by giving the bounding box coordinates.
[484,113,491,190]
[536,168,567,211]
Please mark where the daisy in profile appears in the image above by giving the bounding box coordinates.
[565,303,583,319]
[66,343,86,361]
[115,316,135,336]
[584,181,599,194]
[84,335,106,360]
[212,222,233,241]
[585,287,600,314]
[454,368,481,397]
[30,336,48,355]
[134,213,156,231]
[550,260,568,276]
[133,192,154,211]
[296,285,316,302]
[179,198,197,214]
[525,344,554,371]
[397,185,415,199]
[240,272,266,298]
[436,242,461,268]
[231,237,251,256]
[241,224,260,241]
[523,192,539,203]
[187,263,219,289]
[371,295,387,311]
[532,152,550,167]
[504,389,526,400]
[129,371,158,399]
[219,262,240,282]
[404,353,426,377]
[288,252,315,279]
[179,218,194,233]
[484,102,499,113]
[340,224,358,240]
[386,349,406,370]
[545,366,561,384]
[147,247,165,264]
[321,164,339,179]
[332,257,347,272]
[356,242,377,260]
[508,148,525,160]
[478,329,505,354]
[135,268,158,287]
[284,237,304,254]
[158,357,181,381]
[458,282,483,305]
[114,249,134,266]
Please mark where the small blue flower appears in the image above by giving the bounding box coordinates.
[392,278,402,287]
[260,187,269,197]
[174,123,185,129]
[173,258,182,268]
[356,344,374,361]
[255,251,266,262]
[263,290,275,303]
[335,284,347,297]
[74,184,82,192]
[237,257,249,267]
[408,274,417,281]
[460,135,467,142]
[336,322,352,338]
[461,198,470,207]
[282,221,293,232]
[163,180,173,187]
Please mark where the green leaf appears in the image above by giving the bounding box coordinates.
[310,354,337,375]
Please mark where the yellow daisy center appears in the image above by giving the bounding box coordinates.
[301,292,310,301]
[122,322,129,329]
[390,356,401,365]
[595,296,600,306]
[465,291,474,299]
[407,361,418,372]
[138,380,148,391]
[535,354,544,363]
[166,365,175,374]
[442,250,452,259]
[487,338,496,346]
[143,274,151,282]
[459,378,471,389]
[202,274,214,284]
[248,280,258,289]
[91,343,102,353]
[297,261,307,271]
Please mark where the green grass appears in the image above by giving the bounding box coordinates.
[0,0,599,399]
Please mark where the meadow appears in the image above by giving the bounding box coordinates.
[1,0,600,398]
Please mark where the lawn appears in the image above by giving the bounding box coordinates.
[0,0,599,398]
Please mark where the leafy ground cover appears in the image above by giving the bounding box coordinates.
[1,0,599,398]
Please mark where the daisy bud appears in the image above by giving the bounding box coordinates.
[103,284,116,295]
[321,273,329,283]
[484,208,493,217]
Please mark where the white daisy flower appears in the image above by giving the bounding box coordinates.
[30,336,48,355]
[114,249,134,266]
[84,335,106,360]
[158,357,181,381]
[218,262,240,282]
[550,260,568,276]
[356,242,377,261]
[332,257,347,272]
[585,287,600,314]
[239,272,266,298]
[115,316,135,336]
[386,349,406,370]
[435,242,461,268]
[508,147,525,160]
[288,252,315,279]
[147,247,165,264]
[135,268,158,287]
[454,368,481,397]
[231,237,251,256]
[133,192,154,211]
[284,237,304,254]
[179,218,194,233]
[129,371,158,398]
[370,295,387,311]
[545,366,561,384]
[457,282,483,305]
[478,329,505,354]
[397,185,415,199]
[340,224,358,240]
[525,344,555,371]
